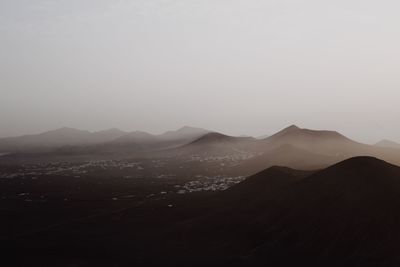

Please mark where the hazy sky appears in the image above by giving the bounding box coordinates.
[1,0,400,143]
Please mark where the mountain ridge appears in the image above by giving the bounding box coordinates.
[183,156,400,266]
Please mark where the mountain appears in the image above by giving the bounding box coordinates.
[168,132,258,157]
[251,124,400,169]
[230,125,369,174]
[163,125,376,175]
[52,130,157,156]
[375,139,400,149]
[221,165,313,203]
[4,125,400,171]
[263,124,348,143]
[245,157,400,266]
[261,125,363,156]
[0,127,129,153]
[0,128,91,153]
[83,127,212,154]
[159,126,209,142]
[0,126,209,155]
[98,126,210,148]
[185,157,400,266]
[187,132,255,146]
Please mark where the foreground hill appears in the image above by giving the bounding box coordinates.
[5,157,400,266]
[183,157,400,266]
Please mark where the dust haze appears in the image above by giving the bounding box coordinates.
[2,2,400,267]
[1,0,400,143]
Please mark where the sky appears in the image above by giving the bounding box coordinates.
[1,0,400,143]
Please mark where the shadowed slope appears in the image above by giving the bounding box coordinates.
[187,157,400,266]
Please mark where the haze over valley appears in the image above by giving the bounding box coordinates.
[2,124,400,266]
[2,0,400,266]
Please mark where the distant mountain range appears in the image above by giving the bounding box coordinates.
[2,125,400,175]
[0,127,126,153]
[0,126,209,153]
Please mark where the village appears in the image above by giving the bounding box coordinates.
[176,175,246,194]
[0,159,248,199]
[0,160,144,179]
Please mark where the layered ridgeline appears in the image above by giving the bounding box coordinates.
[167,125,400,173]
[0,127,127,153]
[57,126,211,155]
[0,126,209,154]
[233,125,367,172]
[235,125,400,173]
[181,157,400,266]
[156,125,372,172]
[1,125,400,175]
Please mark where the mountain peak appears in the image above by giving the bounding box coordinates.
[286,124,300,131]
[274,124,301,136]
[192,132,231,142]
[332,156,389,167]
[267,125,348,141]
[315,156,399,179]
[188,132,255,146]
[280,124,300,134]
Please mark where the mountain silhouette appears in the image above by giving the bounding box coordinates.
[0,128,99,152]
[185,157,400,266]
[261,125,361,155]
[3,125,400,171]
[0,126,212,155]
[96,127,211,153]
[188,132,255,146]
[0,127,130,153]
